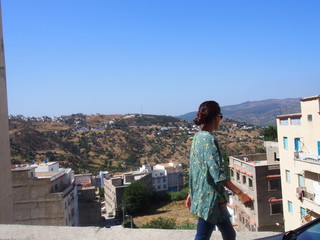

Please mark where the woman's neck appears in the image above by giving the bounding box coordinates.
[201,124,214,133]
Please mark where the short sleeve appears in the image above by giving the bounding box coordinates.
[204,136,227,183]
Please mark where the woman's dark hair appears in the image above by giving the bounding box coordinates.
[193,101,221,126]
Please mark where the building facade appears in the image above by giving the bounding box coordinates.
[140,162,184,192]
[229,142,283,232]
[277,95,320,231]
[0,1,14,224]
[11,162,79,226]
[104,171,152,217]
[74,174,101,226]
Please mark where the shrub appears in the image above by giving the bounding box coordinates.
[151,191,171,203]
[169,187,189,201]
[141,217,176,229]
[176,222,197,230]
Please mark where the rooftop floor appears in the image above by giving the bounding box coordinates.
[0,224,279,240]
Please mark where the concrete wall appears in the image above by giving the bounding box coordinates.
[255,166,283,231]
[12,168,78,226]
[0,1,14,224]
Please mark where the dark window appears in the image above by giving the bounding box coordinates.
[268,179,281,191]
[236,172,240,181]
[242,175,247,184]
[271,203,282,215]
[308,114,313,122]
[249,178,253,188]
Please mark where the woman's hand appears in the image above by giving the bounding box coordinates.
[185,193,191,210]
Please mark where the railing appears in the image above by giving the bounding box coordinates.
[294,152,320,164]
[304,190,315,201]
[296,187,319,204]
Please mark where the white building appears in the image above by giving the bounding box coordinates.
[277,95,320,231]
[140,162,184,192]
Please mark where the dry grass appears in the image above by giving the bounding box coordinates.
[133,200,198,227]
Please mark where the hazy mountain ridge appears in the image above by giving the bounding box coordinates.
[178,98,301,126]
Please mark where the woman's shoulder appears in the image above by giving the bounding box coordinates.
[196,130,215,141]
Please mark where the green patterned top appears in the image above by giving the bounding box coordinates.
[189,130,230,224]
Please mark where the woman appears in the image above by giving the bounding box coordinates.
[186,100,250,240]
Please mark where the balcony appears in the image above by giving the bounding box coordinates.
[294,152,320,164]
[296,187,320,206]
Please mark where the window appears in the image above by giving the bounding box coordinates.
[286,170,291,183]
[308,114,313,122]
[270,203,282,215]
[291,117,301,125]
[157,178,161,183]
[242,175,247,184]
[163,178,166,183]
[248,178,253,188]
[280,118,289,125]
[236,172,240,181]
[301,207,306,219]
[318,141,320,156]
[288,201,293,213]
[268,179,281,191]
[230,169,234,177]
[298,174,305,187]
[294,138,302,151]
[283,137,289,150]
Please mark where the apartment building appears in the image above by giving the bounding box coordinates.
[74,174,101,226]
[11,162,79,226]
[229,142,283,232]
[104,170,152,217]
[140,162,184,192]
[0,2,13,224]
[277,95,320,231]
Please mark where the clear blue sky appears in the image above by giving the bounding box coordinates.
[2,0,320,117]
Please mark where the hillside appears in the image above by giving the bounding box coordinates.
[178,98,301,126]
[9,114,265,174]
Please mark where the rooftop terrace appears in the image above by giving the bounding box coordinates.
[0,224,279,240]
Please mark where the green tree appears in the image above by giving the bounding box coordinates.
[123,181,150,216]
[262,126,277,141]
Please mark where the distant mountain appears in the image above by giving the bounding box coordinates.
[177,98,301,126]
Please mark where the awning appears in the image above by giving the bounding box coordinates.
[268,198,282,202]
[250,218,257,225]
[248,195,254,201]
[266,174,281,178]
